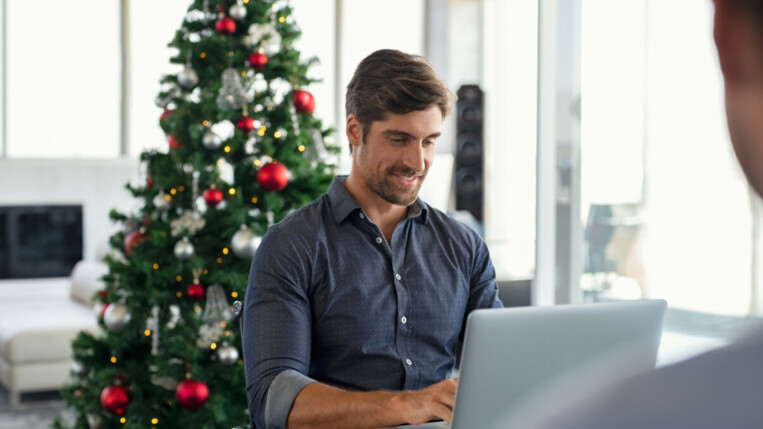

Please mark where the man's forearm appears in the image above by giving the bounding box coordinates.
[287,379,457,429]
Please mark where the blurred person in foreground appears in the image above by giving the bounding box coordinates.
[535,0,763,427]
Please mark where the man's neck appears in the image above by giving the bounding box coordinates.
[344,174,409,243]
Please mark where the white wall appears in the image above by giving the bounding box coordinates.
[0,158,138,264]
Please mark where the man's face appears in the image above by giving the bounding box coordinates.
[350,107,442,206]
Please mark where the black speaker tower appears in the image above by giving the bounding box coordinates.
[455,85,484,222]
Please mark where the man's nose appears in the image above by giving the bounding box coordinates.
[402,143,426,173]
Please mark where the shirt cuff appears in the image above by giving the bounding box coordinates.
[264,369,316,429]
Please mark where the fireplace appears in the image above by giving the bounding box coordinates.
[0,205,83,279]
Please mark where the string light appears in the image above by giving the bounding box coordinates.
[153,263,159,270]
[176,291,183,298]
[170,188,177,195]
[241,70,247,77]
[221,321,228,328]
[152,418,159,425]
[232,291,239,298]
[210,342,218,350]
[273,130,282,139]
[144,330,151,337]
[243,0,249,3]
[120,417,126,424]
[228,51,234,57]
[176,275,183,282]
[111,356,118,364]
[298,145,306,152]
[164,193,172,201]
[178,186,185,192]
[279,16,286,23]
[222,247,230,255]
[251,196,258,204]
[216,257,223,263]
[228,188,236,195]
[253,159,261,167]
[224,145,231,153]
[225,330,231,336]
[202,120,209,127]
[200,52,207,59]
[203,269,208,275]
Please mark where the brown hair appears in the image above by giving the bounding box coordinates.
[345,49,452,151]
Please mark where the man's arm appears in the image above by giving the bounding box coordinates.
[286,378,458,429]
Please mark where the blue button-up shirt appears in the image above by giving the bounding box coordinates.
[243,175,502,429]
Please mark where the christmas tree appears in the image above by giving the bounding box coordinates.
[56,1,337,427]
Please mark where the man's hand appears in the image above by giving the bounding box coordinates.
[287,378,459,429]
[394,378,459,425]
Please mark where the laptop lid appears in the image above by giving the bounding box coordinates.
[449,299,667,429]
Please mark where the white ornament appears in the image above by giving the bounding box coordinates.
[174,237,195,260]
[104,303,131,332]
[218,345,240,365]
[178,66,199,88]
[231,226,262,259]
[170,210,206,237]
[153,190,171,211]
[202,130,223,150]
[71,360,86,377]
[217,68,248,110]
[229,3,247,20]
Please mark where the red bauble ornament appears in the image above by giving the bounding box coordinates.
[124,231,145,257]
[203,188,224,207]
[215,17,236,35]
[186,283,205,302]
[293,89,316,114]
[100,385,130,416]
[146,176,154,188]
[168,135,180,150]
[160,109,174,121]
[176,379,209,411]
[236,116,255,133]
[257,162,290,192]
[249,52,268,70]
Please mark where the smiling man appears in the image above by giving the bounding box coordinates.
[243,49,502,429]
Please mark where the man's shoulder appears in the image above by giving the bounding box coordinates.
[271,194,330,232]
[422,203,483,243]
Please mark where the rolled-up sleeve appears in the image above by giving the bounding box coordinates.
[243,227,314,429]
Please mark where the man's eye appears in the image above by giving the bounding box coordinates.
[424,140,436,147]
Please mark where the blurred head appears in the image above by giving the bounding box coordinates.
[345,49,452,153]
[714,0,763,196]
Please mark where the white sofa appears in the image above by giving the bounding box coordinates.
[0,260,107,407]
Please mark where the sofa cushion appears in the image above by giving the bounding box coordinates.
[0,299,98,363]
[69,260,109,306]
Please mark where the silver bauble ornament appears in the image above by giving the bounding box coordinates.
[71,360,86,377]
[153,190,171,211]
[86,414,103,429]
[218,345,240,365]
[231,226,261,259]
[104,303,131,332]
[202,129,223,150]
[174,237,195,260]
[178,66,199,88]
[229,3,247,20]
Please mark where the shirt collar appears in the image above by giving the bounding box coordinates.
[327,175,429,225]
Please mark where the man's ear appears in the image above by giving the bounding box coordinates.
[714,0,744,83]
[346,114,363,148]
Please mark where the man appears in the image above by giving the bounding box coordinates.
[243,49,502,429]
[535,1,763,427]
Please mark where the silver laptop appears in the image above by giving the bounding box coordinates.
[398,299,667,429]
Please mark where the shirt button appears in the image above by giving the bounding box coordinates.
[406,359,413,366]
[395,274,402,281]
[375,237,383,244]
[359,213,365,219]
[401,316,407,324]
